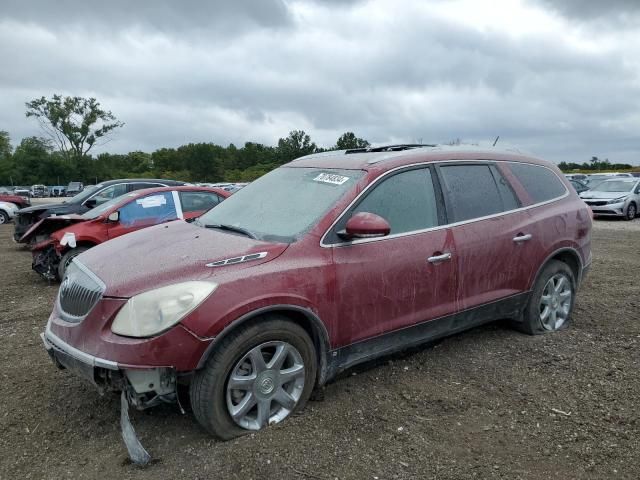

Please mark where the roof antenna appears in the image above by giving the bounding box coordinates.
[492,135,500,147]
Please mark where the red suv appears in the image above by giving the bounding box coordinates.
[42,145,592,441]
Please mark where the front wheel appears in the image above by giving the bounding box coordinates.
[57,246,89,280]
[190,317,317,440]
[625,202,637,221]
[516,260,576,335]
[0,211,8,225]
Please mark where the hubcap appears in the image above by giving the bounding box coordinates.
[226,341,305,430]
[539,273,572,331]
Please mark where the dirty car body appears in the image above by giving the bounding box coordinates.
[31,186,229,280]
[13,178,189,244]
[42,146,592,439]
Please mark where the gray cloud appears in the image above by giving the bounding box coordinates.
[1,0,639,164]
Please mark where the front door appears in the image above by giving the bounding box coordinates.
[107,191,179,239]
[327,166,458,346]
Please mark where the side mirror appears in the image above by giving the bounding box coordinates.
[338,212,391,240]
[107,211,119,222]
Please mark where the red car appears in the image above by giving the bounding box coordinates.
[0,191,30,209]
[31,186,229,280]
[42,145,591,442]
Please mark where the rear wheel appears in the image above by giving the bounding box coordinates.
[625,202,637,221]
[0,211,8,225]
[516,260,575,335]
[190,317,317,440]
[57,246,89,280]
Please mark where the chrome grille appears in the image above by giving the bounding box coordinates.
[58,261,105,322]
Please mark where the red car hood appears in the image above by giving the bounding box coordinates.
[77,220,289,298]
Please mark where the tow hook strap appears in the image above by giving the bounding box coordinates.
[120,391,151,466]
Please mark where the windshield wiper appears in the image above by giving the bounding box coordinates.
[203,223,257,239]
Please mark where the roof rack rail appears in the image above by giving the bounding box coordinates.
[345,144,437,154]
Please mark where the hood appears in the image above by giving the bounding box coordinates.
[23,214,88,245]
[18,202,80,215]
[78,220,290,298]
[580,191,631,200]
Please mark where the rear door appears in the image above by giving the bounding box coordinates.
[437,162,533,310]
[328,166,457,345]
[107,191,179,239]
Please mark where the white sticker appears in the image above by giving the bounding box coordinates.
[136,195,167,208]
[60,232,76,248]
[313,173,350,185]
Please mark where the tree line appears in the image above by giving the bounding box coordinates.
[0,129,370,187]
[557,156,635,172]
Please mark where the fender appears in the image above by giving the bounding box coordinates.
[530,246,585,290]
[195,304,332,386]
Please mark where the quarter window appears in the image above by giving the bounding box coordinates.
[351,168,439,234]
[439,164,519,222]
[507,163,567,204]
[179,191,222,213]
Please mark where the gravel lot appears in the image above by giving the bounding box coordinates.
[0,218,638,480]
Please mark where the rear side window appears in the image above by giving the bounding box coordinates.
[508,163,567,204]
[351,168,439,234]
[179,191,222,213]
[439,164,519,222]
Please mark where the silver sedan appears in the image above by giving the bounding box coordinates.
[580,178,640,220]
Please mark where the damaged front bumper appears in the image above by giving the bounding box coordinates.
[41,325,178,409]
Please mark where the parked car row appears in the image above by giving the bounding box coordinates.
[579,177,640,220]
[35,145,592,447]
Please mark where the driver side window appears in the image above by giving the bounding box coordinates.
[350,168,440,235]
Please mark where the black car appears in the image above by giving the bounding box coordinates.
[13,178,189,244]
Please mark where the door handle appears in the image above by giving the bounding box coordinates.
[513,233,532,243]
[427,252,452,263]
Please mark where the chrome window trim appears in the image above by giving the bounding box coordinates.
[320,159,569,248]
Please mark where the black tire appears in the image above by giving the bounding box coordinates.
[625,202,637,221]
[57,246,90,280]
[190,316,317,440]
[0,210,9,225]
[515,260,576,335]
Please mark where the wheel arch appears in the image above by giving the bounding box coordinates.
[532,247,584,289]
[196,305,332,387]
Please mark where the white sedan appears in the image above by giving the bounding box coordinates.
[0,201,19,225]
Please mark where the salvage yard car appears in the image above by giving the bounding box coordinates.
[0,189,30,208]
[42,145,592,441]
[13,178,188,245]
[0,200,19,224]
[31,186,230,280]
[579,177,640,220]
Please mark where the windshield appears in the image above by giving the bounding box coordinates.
[196,167,364,242]
[82,193,137,219]
[67,185,99,203]
[592,180,637,193]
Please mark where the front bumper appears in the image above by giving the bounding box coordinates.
[42,325,178,407]
[584,201,626,216]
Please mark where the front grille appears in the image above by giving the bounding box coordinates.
[58,261,105,322]
[585,200,607,206]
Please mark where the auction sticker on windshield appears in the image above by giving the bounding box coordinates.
[313,173,350,185]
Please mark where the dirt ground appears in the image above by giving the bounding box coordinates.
[0,218,638,480]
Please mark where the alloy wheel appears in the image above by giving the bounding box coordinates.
[226,341,305,430]
[539,273,572,331]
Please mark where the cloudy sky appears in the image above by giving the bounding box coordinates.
[1,0,639,164]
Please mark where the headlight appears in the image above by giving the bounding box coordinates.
[607,196,628,204]
[111,281,217,337]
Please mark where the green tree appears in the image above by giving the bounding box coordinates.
[11,137,54,185]
[276,130,317,163]
[0,131,14,185]
[335,131,370,150]
[25,94,124,161]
